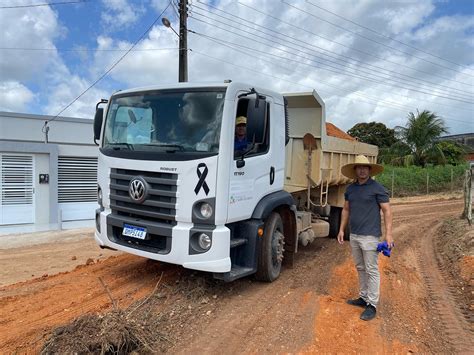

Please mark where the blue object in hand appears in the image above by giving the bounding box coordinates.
[377,241,394,257]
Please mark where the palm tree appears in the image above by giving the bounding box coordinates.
[393,110,448,167]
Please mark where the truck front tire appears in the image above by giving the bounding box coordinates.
[256,212,285,282]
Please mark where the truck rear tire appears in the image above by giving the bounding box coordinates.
[329,207,350,240]
[256,212,285,282]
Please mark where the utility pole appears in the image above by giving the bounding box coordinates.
[178,0,188,82]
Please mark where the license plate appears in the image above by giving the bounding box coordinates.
[123,224,147,240]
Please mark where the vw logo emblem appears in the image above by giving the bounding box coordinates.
[129,177,147,203]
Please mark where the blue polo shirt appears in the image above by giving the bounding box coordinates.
[234,137,248,153]
[344,178,390,237]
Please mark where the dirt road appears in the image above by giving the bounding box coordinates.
[0,197,472,353]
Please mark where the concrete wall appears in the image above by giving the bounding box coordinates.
[0,111,99,235]
[0,111,95,145]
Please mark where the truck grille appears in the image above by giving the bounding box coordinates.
[107,168,178,254]
[109,168,178,225]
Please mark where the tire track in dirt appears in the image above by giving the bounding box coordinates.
[416,222,474,353]
[388,199,472,353]
[168,240,347,354]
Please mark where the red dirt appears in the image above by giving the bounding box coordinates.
[326,122,356,141]
[0,197,472,353]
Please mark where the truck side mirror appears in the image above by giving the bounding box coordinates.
[246,99,267,145]
[93,108,104,145]
[236,159,245,168]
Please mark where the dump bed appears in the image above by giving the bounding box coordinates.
[283,91,378,195]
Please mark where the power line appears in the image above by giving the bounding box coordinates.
[195,1,471,88]
[0,0,88,9]
[189,12,473,103]
[190,27,474,116]
[234,1,474,84]
[190,5,473,99]
[189,14,474,104]
[281,1,474,78]
[171,0,180,20]
[190,30,470,123]
[189,47,473,126]
[190,32,414,113]
[0,47,178,52]
[305,0,472,72]
[44,1,173,124]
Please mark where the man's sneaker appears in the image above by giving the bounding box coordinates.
[346,297,367,308]
[360,305,377,321]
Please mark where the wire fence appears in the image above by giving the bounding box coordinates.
[377,164,469,197]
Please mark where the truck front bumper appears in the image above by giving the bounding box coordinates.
[94,209,231,273]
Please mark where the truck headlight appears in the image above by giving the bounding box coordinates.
[198,233,212,250]
[200,203,213,219]
[98,186,103,207]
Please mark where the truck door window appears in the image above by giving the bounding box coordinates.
[234,98,270,159]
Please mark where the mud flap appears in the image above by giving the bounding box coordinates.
[280,206,298,269]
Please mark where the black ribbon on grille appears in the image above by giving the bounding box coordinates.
[194,163,210,195]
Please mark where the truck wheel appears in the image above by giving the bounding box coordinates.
[329,207,350,240]
[256,212,285,282]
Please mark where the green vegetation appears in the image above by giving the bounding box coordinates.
[347,122,396,148]
[436,141,467,165]
[391,110,448,167]
[349,110,468,167]
[376,164,468,197]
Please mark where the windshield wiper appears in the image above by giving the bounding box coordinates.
[139,143,185,152]
[107,143,134,151]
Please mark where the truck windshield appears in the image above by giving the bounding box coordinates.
[103,90,225,153]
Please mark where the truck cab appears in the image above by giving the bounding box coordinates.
[94,82,295,281]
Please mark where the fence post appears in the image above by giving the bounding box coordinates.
[469,169,473,226]
[462,169,473,226]
[426,172,429,195]
[391,170,395,198]
[450,167,454,192]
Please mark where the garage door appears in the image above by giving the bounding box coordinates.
[58,156,98,221]
[0,154,35,225]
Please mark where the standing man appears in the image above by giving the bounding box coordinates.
[338,155,393,321]
[234,116,248,155]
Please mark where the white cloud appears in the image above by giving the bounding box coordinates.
[101,0,144,30]
[0,1,63,82]
[0,82,35,112]
[91,26,179,87]
[1,0,472,135]
[379,1,434,34]
[44,74,110,118]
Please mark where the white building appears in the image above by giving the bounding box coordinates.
[0,111,98,235]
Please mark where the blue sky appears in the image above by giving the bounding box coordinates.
[1,0,473,134]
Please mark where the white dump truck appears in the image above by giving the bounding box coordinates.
[93,81,377,282]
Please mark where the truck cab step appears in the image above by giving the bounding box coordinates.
[230,238,247,248]
[213,265,255,282]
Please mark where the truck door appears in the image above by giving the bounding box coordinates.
[227,95,280,222]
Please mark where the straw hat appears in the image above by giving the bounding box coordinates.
[341,155,384,179]
[236,116,247,125]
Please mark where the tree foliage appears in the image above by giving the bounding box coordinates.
[393,110,448,167]
[347,122,397,148]
[433,141,467,165]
